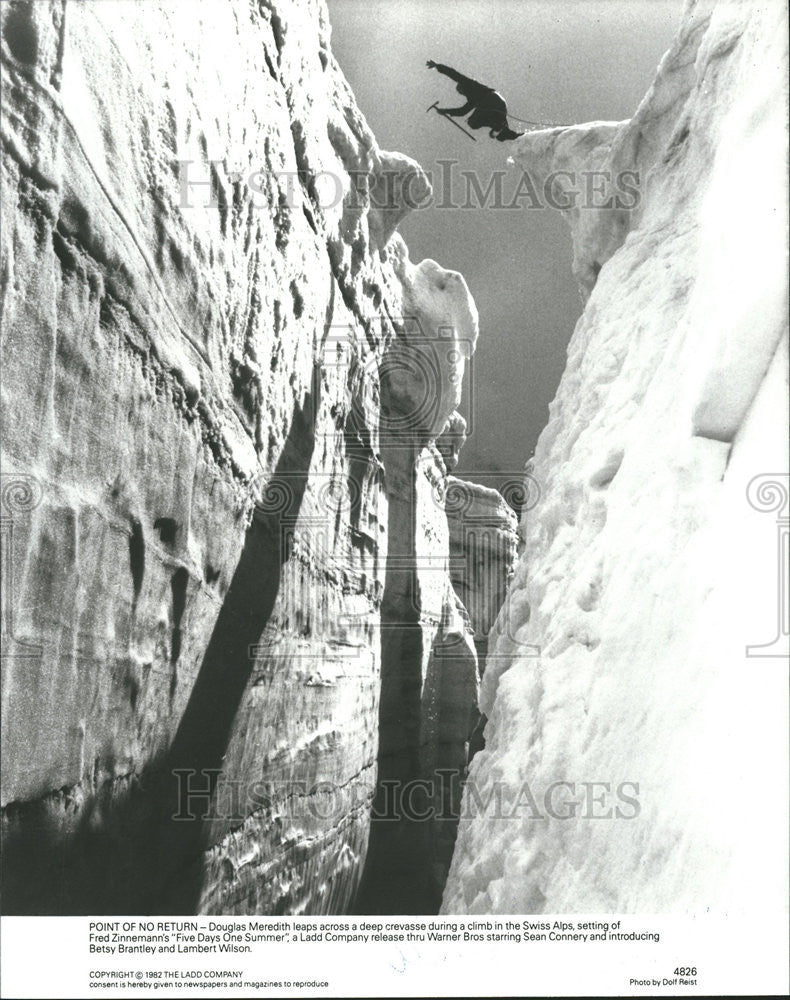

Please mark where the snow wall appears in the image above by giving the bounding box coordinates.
[443,0,789,914]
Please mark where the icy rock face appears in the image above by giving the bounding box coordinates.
[0,0,478,915]
[444,0,788,914]
[436,411,468,473]
[355,287,482,911]
[418,476,517,898]
[445,478,518,667]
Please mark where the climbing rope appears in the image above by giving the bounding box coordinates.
[428,99,574,138]
[507,112,573,130]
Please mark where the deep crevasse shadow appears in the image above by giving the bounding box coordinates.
[351,434,440,916]
[150,366,322,914]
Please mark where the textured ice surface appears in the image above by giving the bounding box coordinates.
[444,0,789,915]
[0,0,480,915]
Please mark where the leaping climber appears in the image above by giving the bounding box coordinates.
[426,61,524,142]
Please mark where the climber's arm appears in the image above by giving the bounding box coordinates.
[436,99,474,117]
[426,60,479,95]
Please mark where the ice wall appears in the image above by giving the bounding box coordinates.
[444,0,788,914]
[0,0,481,915]
[445,477,518,668]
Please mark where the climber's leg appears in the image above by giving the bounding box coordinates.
[466,108,490,130]
[496,125,523,141]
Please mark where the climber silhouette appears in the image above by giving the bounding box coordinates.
[427,61,523,141]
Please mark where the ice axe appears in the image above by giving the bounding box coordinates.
[426,101,477,142]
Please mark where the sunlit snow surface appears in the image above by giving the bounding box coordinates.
[443,0,788,915]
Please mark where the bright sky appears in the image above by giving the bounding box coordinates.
[327,0,684,482]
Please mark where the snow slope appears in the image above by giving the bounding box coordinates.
[443,0,788,914]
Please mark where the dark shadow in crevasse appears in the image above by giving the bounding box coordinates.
[149,365,322,914]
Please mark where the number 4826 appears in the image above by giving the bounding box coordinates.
[674,967,697,976]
